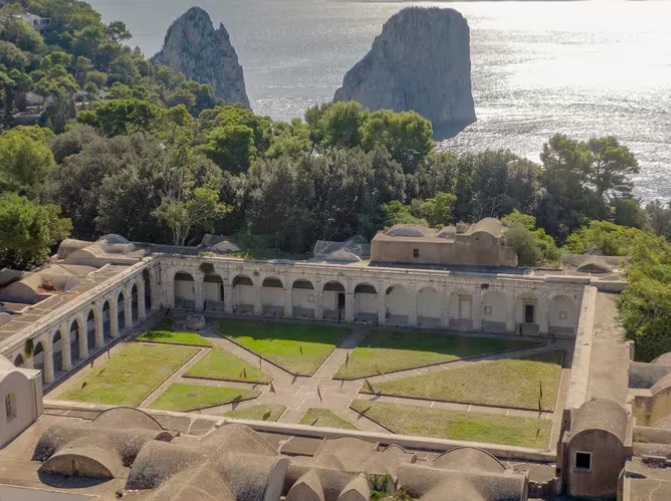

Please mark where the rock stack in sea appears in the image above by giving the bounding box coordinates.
[152,6,250,108]
[334,7,476,131]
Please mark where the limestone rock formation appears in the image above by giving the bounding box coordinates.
[152,7,250,108]
[334,7,476,133]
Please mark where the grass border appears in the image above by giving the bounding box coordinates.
[359,350,565,413]
[333,341,543,381]
[348,401,551,449]
[218,320,348,377]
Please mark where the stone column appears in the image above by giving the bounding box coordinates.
[78,317,89,359]
[110,298,119,339]
[124,287,133,329]
[61,323,72,371]
[151,267,162,311]
[43,341,54,385]
[441,288,451,329]
[408,287,418,327]
[194,277,204,311]
[253,281,263,317]
[137,280,147,321]
[506,294,516,333]
[223,282,233,314]
[94,307,104,347]
[284,287,293,318]
[314,286,323,321]
[539,293,550,335]
[473,289,483,331]
[345,291,354,323]
[377,288,386,326]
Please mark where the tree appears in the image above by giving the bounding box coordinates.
[153,187,230,246]
[305,101,366,148]
[411,192,457,227]
[613,197,648,230]
[504,224,541,267]
[360,110,434,174]
[617,236,671,361]
[0,126,55,198]
[502,210,559,265]
[76,98,161,136]
[0,193,70,270]
[201,124,256,172]
[646,200,671,239]
[564,221,659,256]
[586,137,639,200]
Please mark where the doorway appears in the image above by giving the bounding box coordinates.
[525,303,535,324]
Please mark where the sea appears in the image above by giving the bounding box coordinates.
[86,0,671,202]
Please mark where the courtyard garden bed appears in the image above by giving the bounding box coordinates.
[58,343,199,406]
[300,408,358,430]
[137,320,212,347]
[184,347,271,383]
[367,350,564,411]
[218,319,347,376]
[149,383,260,412]
[351,400,551,448]
[334,330,538,379]
[225,404,287,422]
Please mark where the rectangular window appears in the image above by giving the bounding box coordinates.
[484,306,492,316]
[413,249,420,258]
[575,451,591,471]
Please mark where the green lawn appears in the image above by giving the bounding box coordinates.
[149,383,260,412]
[225,404,287,422]
[184,347,271,383]
[334,330,537,379]
[300,408,358,430]
[369,351,564,411]
[58,343,198,406]
[218,319,347,376]
[137,320,212,346]
[351,400,551,449]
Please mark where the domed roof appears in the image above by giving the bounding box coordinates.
[571,398,627,443]
[385,224,432,238]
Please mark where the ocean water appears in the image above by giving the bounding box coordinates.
[87,0,671,201]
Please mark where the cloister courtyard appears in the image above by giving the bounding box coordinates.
[46,315,572,450]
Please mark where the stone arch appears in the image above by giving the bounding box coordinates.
[203,273,224,311]
[117,290,126,330]
[354,283,377,323]
[86,309,97,350]
[143,274,152,313]
[385,285,411,325]
[14,353,24,367]
[101,301,111,341]
[450,289,473,331]
[32,340,46,383]
[417,286,441,326]
[549,294,576,336]
[174,271,195,309]
[292,279,315,319]
[515,291,540,335]
[70,317,82,361]
[322,281,346,321]
[482,290,508,333]
[131,283,139,321]
[52,330,65,373]
[262,277,284,316]
[232,274,254,314]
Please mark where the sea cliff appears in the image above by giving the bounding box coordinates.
[152,7,250,108]
[334,7,476,133]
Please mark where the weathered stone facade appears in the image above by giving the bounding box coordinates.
[0,251,588,390]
